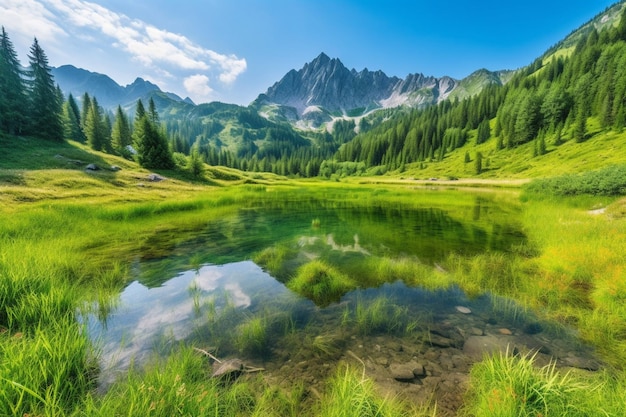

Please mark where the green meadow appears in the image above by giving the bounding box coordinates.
[2,136,626,416]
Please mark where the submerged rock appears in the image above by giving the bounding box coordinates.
[562,356,601,371]
[463,335,516,361]
[523,322,543,335]
[455,306,471,314]
[389,363,415,381]
[211,359,244,380]
[389,360,425,381]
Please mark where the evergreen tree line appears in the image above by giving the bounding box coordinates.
[163,109,349,177]
[0,27,176,170]
[328,6,626,173]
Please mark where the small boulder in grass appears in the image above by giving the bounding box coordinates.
[455,306,471,314]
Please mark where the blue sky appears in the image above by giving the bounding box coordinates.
[1,0,619,105]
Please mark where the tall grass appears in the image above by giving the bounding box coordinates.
[461,351,626,416]
[81,346,258,416]
[318,365,433,417]
[3,177,626,415]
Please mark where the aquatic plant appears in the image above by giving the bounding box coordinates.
[344,296,420,336]
[235,316,270,358]
[253,245,297,282]
[310,334,340,358]
[488,295,530,327]
[288,260,356,307]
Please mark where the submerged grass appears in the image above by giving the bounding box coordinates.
[342,295,420,336]
[288,260,356,306]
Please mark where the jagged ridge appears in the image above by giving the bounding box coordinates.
[251,52,507,129]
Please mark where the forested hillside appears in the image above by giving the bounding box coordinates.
[329,4,626,177]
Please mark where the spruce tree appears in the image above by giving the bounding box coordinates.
[111,105,132,155]
[65,94,85,142]
[26,38,63,141]
[573,106,587,143]
[474,152,483,175]
[62,99,83,142]
[476,119,490,144]
[148,97,159,124]
[0,27,27,135]
[80,93,91,132]
[84,97,106,151]
[132,100,174,169]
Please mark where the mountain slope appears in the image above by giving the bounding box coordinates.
[544,1,625,58]
[325,3,626,180]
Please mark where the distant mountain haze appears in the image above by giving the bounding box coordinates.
[51,65,192,109]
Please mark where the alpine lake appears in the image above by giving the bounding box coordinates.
[84,185,603,414]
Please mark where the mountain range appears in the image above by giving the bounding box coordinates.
[53,54,512,131]
[251,52,512,129]
[50,0,625,158]
[51,65,194,109]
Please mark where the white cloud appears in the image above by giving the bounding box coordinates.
[184,74,214,100]
[0,0,67,44]
[9,0,246,88]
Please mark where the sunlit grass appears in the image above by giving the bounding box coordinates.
[461,351,626,417]
[318,365,433,417]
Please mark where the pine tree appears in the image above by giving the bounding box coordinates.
[80,93,91,132]
[65,94,85,142]
[132,100,174,169]
[62,99,83,142]
[26,38,63,141]
[148,97,159,124]
[0,27,27,135]
[111,105,132,155]
[476,119,490,144]
[84,97,106,151]
[573,106,587,143]
[474,152,483,175]
[135,99,146,122]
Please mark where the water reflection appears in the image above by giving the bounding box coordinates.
[88,261,291,387]
[86,190,545,388]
